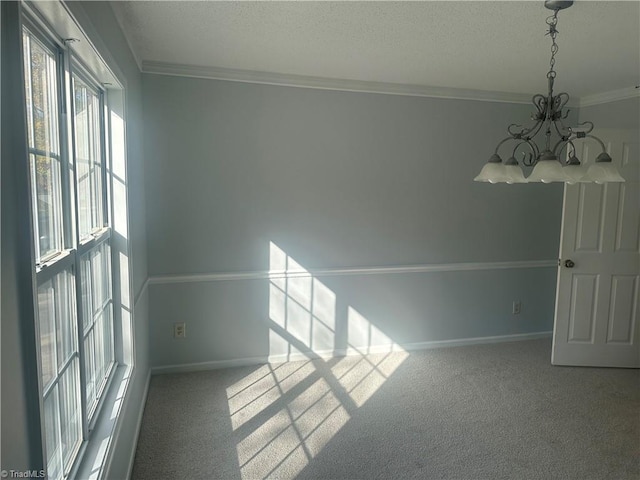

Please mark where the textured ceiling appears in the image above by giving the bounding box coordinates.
[111,1,640,99]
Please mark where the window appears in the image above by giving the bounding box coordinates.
[23,28,64,263]
[22,23,116,480]
[73,72,105,240]
[80,242,114,420]
[37,270,82,480]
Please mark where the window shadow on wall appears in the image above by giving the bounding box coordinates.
[224,242,409,479]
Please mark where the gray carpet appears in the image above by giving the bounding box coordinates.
[131,339,640,480]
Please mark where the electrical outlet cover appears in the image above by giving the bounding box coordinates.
[174,323,186,338]
[512,301,522,315]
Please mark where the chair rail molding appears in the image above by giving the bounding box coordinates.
[148,259,558,285]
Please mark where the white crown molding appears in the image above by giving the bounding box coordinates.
[140,61,638,107]
[578,86,640,108]
[148,259,557,286]
[141,60,535,104]
[109,2,143,71]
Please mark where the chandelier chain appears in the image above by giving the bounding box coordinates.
[546,10,560,79]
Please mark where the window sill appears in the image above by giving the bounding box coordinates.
[71,364,133,480]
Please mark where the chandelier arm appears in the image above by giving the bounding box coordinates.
[552,119,572,141]
[553,92,570,114]
[532,94,548,117]
[511,140,538,166]
[523,139,540,166]
[508,124,527,137]
[493,136,519,154]
[553,116,574,138]
[553,138,576,164]
[572,121,595,135]
[585,134,608,153]
[526,118,547,142]
[508,116,544,138]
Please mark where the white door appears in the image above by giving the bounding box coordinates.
[552,129,640,367]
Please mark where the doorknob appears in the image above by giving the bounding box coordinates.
[564,259,575,268]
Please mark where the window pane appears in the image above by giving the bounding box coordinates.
[76,130,91,238]
[37,280,57,389]
[44,387,63,480]
[94,310,106,387]
[59,359,82,471]
[80,253,93,332]
[55,271,77,370]
[27,35,59,154]
[93,161,104,232]
[38,269,80,476]
[92,246,106,310]
[74,77,103,239]
[23,30,63,262]
[103,242,112,300]
[84,329,97,415]
[103,305,114,371]
[30,153,63,260]
[80,241,114,419]
[80,243,111,326]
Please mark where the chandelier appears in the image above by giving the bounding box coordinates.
[474,0,625,184]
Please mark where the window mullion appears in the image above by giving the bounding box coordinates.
[74,233,90,443]
[48,47,63,258]
[100,90,109,228]
[52,275,63,471]
[57,47,74,252]
[90,93,97,229]
[67,61,91,444]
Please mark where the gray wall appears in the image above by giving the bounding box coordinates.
[1,1,149,477]
[579,97,639,130]
[143,74,564,368]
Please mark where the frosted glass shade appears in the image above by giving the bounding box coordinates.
[504,164,528,184]
[527,159,568,183]
[587,162,625,183]
[474,155,509,183]
[563,164,590,184]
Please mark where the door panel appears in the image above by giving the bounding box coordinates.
[615,188,640,253]
[575,185,605,252]
[607,275,638,344]
[552,129,640,367]
[568,275,598,343]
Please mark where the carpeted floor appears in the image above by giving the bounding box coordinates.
[131,339,640,480]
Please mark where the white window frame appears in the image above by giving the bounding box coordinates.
[20,4,130,478]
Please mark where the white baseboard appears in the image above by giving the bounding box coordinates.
[125,369,151,480]
[402,331,552,351]
[150,331,552,374]
[151,355,270,375]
